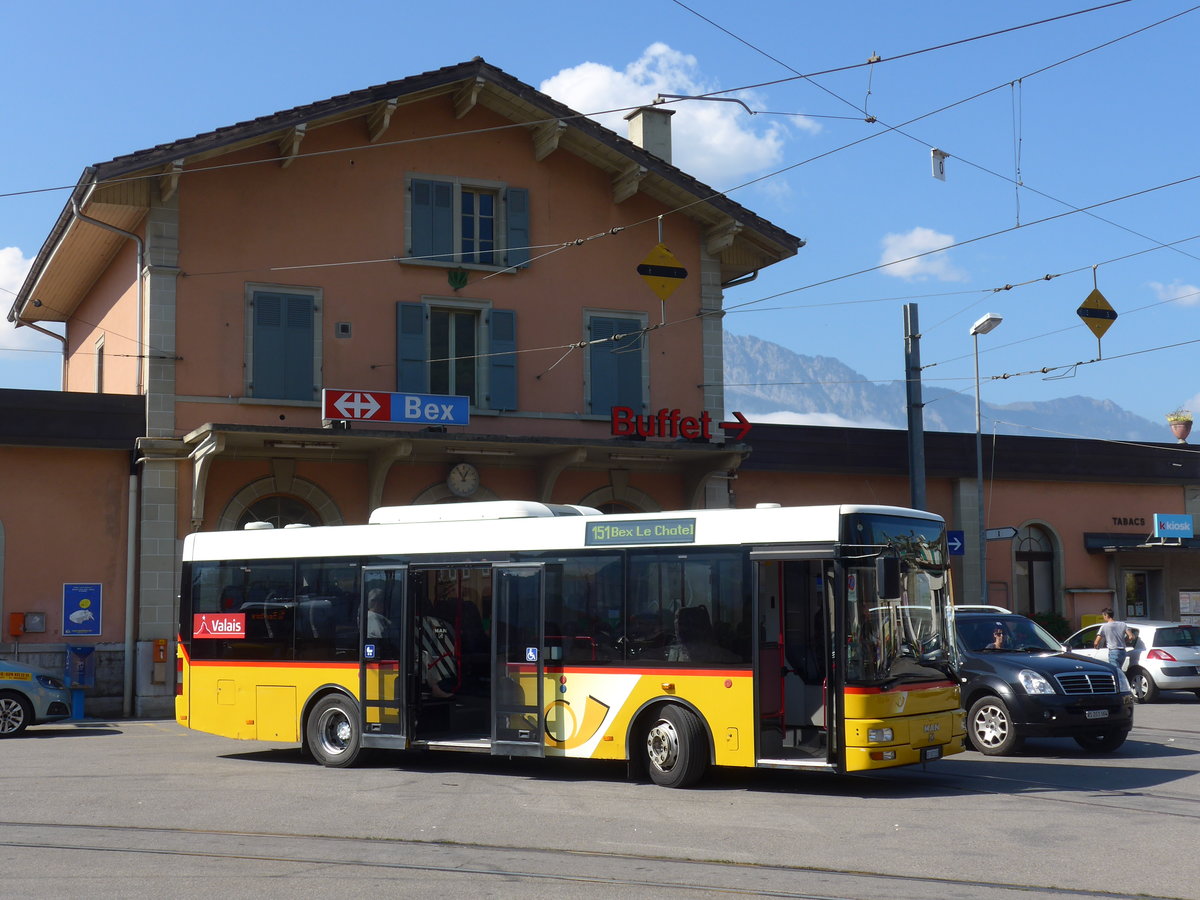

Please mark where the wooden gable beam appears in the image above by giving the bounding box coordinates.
[454,77,485,119]
[705,219,743,256]
[279,123,307,168]
[159,160,185,203]
[368,99,399,143]
[532,120,567,162]
[612,162,647,204]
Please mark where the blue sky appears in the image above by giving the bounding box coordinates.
[3,0,1198,436]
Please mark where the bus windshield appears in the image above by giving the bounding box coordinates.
[843,513,951,686]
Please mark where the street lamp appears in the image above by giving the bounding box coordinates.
[970,313,1003,604]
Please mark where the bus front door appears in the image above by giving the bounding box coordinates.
[491,564,546,757]
[754,557,831,763]
[360,566,409,748]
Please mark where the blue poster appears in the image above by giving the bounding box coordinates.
[63,583,102,637]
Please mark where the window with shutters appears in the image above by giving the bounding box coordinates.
[396,299,517,411]
[245,285,322,402]
[406,175,530,270]
[585,312,647,414]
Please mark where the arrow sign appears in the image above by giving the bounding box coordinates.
[637,243,687,301]
[718,411,752,441]
[947,530,965,556]
[334,391,381,420]
[985,526,1018,542]
[1077,289,1117,339]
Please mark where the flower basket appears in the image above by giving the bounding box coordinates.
[1166,409,1192,443]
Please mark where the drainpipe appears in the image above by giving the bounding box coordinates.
[10,316,67,376]
[124,472,138,716]
[70,195,146,715]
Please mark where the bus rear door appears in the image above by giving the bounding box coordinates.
[491,564,546,757]
[360,566,409,748]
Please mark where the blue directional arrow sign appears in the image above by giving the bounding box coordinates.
[947,530,965,556]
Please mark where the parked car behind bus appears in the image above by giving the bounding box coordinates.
[1064,621,1200,703]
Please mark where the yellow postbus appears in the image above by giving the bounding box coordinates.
[176,501,964,787]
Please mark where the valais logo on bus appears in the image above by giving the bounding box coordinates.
[193,613,246,639]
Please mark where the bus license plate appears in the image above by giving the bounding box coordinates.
[1085,709,1108,719]
[921,746,942,761]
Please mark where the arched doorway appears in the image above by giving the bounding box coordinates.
[1013,523,1058,618]
[236,494,320,530]
[217,476,343,531]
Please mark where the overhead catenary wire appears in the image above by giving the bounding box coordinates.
[5,4,1199,421]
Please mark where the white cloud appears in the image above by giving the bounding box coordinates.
[1148,279,1200,307]
[0,246,63,355]
[878,227,967,282]
[742,409,897,429]
[540,44,798,187]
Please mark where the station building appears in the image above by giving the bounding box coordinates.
[2,59,1196,717]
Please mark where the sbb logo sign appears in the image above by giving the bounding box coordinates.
[193,613,246,639]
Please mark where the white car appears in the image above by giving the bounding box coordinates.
[1063,621,1200,703]
[0,658,72,736]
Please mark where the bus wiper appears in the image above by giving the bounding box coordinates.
[878,669,944,691]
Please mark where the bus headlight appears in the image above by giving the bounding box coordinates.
[1017,669,1055,694]
[867,727,894,743]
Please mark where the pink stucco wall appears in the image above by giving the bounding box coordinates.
[165,101,706,440]
[0,446,130,641]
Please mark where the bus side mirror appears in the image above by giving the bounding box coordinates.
[876,556,901,601]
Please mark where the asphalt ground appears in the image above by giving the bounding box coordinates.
[2,692,1198,899]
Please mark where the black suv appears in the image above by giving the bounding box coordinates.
[953,611,1134,755]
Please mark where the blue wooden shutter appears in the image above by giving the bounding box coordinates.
[396,302,429,392]
[252,291,314,401]
[588,316,643,413]
[410,179,454,262]
[505,187,530,269]
[488,308,517,410]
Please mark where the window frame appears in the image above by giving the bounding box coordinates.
[396,296,517,411]
[583,309,649,416]
[244,283,323,403]
[404,174,529,271]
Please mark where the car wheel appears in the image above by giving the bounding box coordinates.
[1074,730,1127,753]
[1128,667,1159,703]
[967,696,1023,756]
[644,705,708,788]
[305,694,363,768]
[0,691,34,738]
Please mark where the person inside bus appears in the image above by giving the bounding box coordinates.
[668,605,735,663]
[365,588,390,639]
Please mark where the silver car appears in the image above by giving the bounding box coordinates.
[0,658,72,736]
[1063,621,1200,703]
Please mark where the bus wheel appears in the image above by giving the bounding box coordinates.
[644,705,707,788]
[306,694,363,768]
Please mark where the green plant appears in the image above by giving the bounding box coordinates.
[1166,408,1193,423]
[1032,610,1071,640]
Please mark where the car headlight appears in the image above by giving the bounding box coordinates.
[1115,668,1131,692]
[36,675,65,690]
[1017,668,1055,694]
[867,727,894,743]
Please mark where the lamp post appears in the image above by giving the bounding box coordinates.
[970,313,1003,604]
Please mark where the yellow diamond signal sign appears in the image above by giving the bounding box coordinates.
[637,243,687,301]
[1077,288,1117,339]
